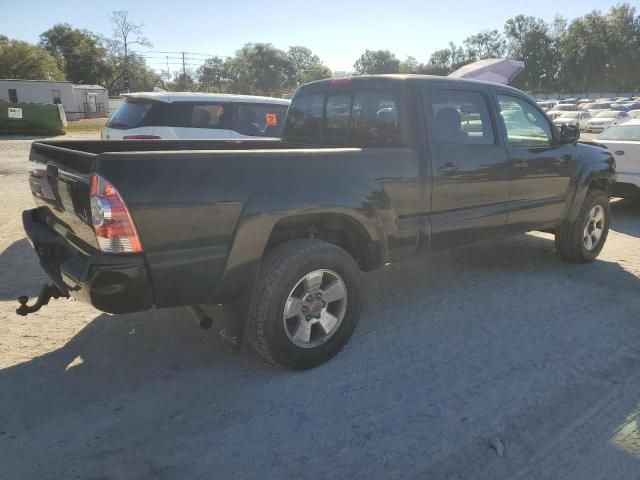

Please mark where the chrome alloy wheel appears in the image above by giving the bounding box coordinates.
[583,205,605,251]
[283,269,347,348]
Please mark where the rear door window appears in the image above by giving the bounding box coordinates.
[159,103,231,129]
[428,89,495,145]
[235,103,289,137]
[107,99,157,129]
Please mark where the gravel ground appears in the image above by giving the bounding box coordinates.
[1,133,639,479]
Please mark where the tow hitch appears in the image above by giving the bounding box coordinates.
[187,304,246,354]
[16,284,69,316]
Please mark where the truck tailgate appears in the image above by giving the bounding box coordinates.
[28,142,99,252]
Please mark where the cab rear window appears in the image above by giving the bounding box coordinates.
[285,90,402,146]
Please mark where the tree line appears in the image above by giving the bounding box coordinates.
[355,3,640,94]
[1,4,638,96]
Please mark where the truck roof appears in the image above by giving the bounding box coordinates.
[301,74,526,95]
[121,92,291,105]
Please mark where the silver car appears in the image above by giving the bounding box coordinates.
[552,111,591,131]
[585,110,631,133]
[546,104,578,120]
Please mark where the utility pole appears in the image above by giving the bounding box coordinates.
[182,52,186,90]
[124,41,130,93]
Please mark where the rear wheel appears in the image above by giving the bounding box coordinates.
[555,189,610,263]
[249,239,363,369]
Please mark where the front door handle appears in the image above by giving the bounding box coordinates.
[439,164,459,175]
[514,160,528,169]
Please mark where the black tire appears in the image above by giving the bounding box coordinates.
[555,189,611,263]
[248,239,363,370]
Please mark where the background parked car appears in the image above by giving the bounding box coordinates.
[596,119,640,198]
[536,101,557,112]
[621,102,640,111]
[546,103,578,119]
[585,110,630,132]
[102,93,290,140]
[552,111,591,130]
[584,102,612,115]
[629,110,640,120]
[609,104,629,111]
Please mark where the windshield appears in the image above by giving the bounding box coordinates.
[598,124,640,140]
[554,105,576,111]
[559,112,580,118]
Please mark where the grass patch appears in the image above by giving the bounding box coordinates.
[65,119,107,133]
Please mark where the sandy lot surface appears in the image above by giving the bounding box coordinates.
[1,133,639,479]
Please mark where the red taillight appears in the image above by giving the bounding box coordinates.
[122,135,161,140]
[90,174,143,253]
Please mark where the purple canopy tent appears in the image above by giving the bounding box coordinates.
[448,59,525,85]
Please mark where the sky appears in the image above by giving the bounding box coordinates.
[1,0,622,73]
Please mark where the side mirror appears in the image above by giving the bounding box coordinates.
[559,123,580,144]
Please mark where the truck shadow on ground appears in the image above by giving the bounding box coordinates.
[611,198,640,238]
[0,238,45,300]
[2,233,640,478]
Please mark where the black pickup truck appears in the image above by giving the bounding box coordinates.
[20,75,615,369]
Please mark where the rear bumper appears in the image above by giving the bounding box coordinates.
[23,208,154,314]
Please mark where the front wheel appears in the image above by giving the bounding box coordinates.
[248,239,363,369]
[555,189,611,263]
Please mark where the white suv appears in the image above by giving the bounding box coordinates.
[102,92,290,140]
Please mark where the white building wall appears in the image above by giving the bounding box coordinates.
[0,80,108,120]
[0,80,75,111]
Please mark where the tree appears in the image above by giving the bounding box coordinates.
[463,30,506,60]
[504,15,558,93]
[556,5,640,93]
[287,46,332,85]
[399,56,420,73]
[197,56,230,92]
[353,50,400,74]
[0,39,65,80]
[425,42,472,75]
[224,43,295,95]
[169,71,197,91]
[39,24,108,84]
[103,10,153,93]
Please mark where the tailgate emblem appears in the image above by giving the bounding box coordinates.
[614,150,625,155]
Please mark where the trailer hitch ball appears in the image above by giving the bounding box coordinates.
[16,284,68,316]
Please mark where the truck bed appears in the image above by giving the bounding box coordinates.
[28,139,418,309]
